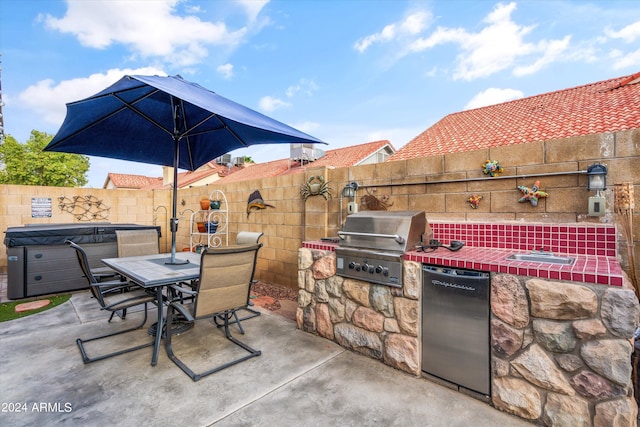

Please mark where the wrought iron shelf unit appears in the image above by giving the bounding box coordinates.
[189,190,228,250]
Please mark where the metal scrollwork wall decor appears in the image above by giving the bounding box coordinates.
[58,195,110,221]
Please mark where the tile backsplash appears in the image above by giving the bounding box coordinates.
[429,222,617,257]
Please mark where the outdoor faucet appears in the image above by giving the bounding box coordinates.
[532,247,552,255]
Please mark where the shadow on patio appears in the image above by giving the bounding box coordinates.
[0,286,530,426]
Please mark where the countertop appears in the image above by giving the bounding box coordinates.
[302,241,624,287]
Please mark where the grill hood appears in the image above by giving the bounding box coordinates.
[337,210,430,253]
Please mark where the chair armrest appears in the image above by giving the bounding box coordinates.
[169,284,198,296]
[91,281,137,294]
[169,301,194,322]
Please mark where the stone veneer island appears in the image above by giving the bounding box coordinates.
[298,247,639,427]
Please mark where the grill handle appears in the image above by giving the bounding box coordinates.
[337,231,405,244]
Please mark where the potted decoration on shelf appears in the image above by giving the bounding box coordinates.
[206,221,219,233]
[199,195,210,210]
[210,199,221,210]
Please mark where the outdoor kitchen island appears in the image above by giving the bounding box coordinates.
[298,221,639,427]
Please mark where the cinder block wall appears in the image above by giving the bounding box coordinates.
[0,185,167,247]
[1,129,638,288]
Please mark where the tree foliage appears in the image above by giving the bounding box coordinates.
[0,130,89,187]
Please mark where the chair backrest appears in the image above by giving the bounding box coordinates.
[194,243,262,318]
[66,240,106,306]
[236,231,263,245]
[116,229,159,257]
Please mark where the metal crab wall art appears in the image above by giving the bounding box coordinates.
[300,175,333,201]
[361,188,393,210]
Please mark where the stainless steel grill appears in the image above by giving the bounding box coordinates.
[335,210,430,287]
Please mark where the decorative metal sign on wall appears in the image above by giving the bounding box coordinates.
[31,197,52,218]
[58,195,110,221]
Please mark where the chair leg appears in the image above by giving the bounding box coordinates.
[213,305,261,334]
[213,310,245,334]
[76,304,153,364]
[167,311,261,382]
[236,307,261,322]
[108,308,128,323]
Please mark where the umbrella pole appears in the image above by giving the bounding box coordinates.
[167,136,188,265]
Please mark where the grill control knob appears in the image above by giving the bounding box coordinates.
[376,266,389,276]
[362,263,369,272]
[348,261,357,270]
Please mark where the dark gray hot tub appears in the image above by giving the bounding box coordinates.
[4,223,161,299]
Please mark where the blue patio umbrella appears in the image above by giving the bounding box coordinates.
[45,74,325,263]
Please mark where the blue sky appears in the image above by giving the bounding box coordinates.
[1,0,639,188]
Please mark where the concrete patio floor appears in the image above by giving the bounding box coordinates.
[0,284,531,427]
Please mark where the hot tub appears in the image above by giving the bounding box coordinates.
[4,223,161,299]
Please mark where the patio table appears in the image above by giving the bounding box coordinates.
[101,252,201,366]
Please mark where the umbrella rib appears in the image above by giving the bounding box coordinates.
[113,92,173,138]
[183,114,250,148]
[48,88,173,147]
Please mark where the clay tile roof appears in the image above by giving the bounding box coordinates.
[141,163,241,190]
[104,173,157,189]
[390,71,640,161]
[216,140,395,184]
[213,159,292,184]
[310,140,394,168]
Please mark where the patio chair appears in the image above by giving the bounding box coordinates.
[233,231,264,324]
[67,241,156,364]
[182,231,264,333]
[165,243,263,381]
[89,229,159,281]
[116,229,160,257]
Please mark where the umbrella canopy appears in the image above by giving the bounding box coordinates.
[45,74,325,263]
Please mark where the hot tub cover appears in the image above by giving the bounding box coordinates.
[4,223,161,247]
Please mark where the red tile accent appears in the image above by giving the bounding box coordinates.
[304,221,624,287]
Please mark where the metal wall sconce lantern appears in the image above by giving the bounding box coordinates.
[586,163,607,217]
[587,163,607,191]
[342,182,359,198]
[340,182,360,228]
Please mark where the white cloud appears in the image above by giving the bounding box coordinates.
[610,47,640,69]
[291,121,320,134]
[513,35,571,76]
[354,10,432,53]
[236,0,269,23]
[285,79,319,98]
[374,2,572,81]
[605,21,640,43]
[258,96,290,112]
[408,2,540,80]
[42,0,247,67]
[15,67,166,126]
[464,87,524,110]
[217,63,234,79]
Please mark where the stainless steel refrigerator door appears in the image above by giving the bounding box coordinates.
[422,266,490,395]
